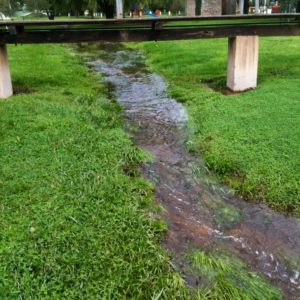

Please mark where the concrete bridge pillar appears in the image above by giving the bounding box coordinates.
[0,44,13,99]
[227,36,259,92]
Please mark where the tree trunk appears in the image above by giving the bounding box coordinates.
[244,0,249,13]
[47,4,55,20]
[297,1,300,12]
[222,0,236,14]
[47,10,55,20]
[105,4,115,18]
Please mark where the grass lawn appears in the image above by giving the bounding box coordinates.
[133,37,300,216]
[0,44,189,299]
[0,44,282,299]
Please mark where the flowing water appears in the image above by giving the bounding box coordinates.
[79,43,300,299]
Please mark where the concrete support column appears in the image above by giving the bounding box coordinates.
[239,0,244,14]
[187,0,196,16]
[0,44,13,99]
[255,0,260,13]
[227,36,259,92]
[116,0,123,19]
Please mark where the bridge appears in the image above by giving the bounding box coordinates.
[1,14,300,98]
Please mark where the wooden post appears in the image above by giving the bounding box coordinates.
[0,44,13,99]
[116,0,123,19]
[227,36,259,92]
[186,0,196,16]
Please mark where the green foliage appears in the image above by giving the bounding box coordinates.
[134,37,300,215]
[214,205,242,228]
[143,0,186,11]
[0,0,21,15]
[20,0,187,19]
[0,44,189,299]
[279,0,299,12]
[191,251,281,300]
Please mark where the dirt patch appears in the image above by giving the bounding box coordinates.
[203,79,254,95]
[13,86,35,95]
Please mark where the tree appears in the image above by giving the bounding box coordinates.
[0,0,21,16]
[25,0,74,19]
[87,0,98,17]
[280,0,298,12]
[97,0,115,18]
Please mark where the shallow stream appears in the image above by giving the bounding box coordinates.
[79,43,300,299]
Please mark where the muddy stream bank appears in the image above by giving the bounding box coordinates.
[78,43,300,299]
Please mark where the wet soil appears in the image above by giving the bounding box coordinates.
[13,86,35,95]
[78,43,300,299]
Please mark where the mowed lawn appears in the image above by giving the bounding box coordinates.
[0,45,189,299]
[0,45,283,300]
[135,37,300,215]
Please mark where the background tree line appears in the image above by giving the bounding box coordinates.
[0,0,186,19]
[1,0,298,19]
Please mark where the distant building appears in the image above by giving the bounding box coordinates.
[186,0,222,16]
[202,0,222,15]
[186,0,196,16]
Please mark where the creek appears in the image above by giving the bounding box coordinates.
[79,43,300,299]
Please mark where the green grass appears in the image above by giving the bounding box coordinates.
[0,44,283,299]
[133,37,300,215]
[0,44,189,299]
[191,251,281,299]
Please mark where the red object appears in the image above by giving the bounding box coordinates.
[156,10,161,16]
[272,5,280,13]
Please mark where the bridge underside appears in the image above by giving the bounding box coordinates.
[1,26,300,44]
[0,15,300,98]
[1,15,300,44]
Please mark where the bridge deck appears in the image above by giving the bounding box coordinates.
[0,14,300,44]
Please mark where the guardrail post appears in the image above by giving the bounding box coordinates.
[227,36,259,92]
[0,44,13,99]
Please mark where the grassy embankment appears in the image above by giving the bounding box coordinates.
[0,44,281,299]
[134,37,300,215]
[0,44,187,299]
